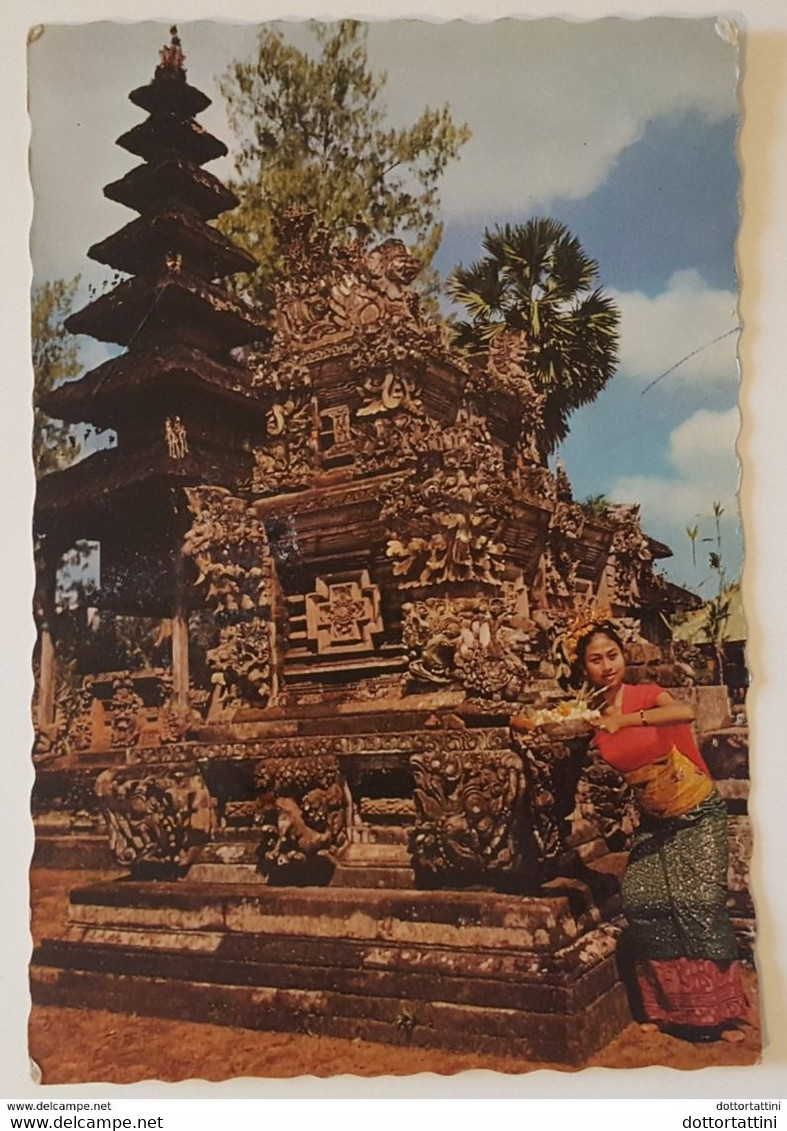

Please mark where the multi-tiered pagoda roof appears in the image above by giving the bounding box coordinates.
[36,29,268,556]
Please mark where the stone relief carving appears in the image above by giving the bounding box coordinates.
[605,504,656,607]
[572,756,639,852]
[164,415,189,459]
[409,743,526,881]
[267,210,447,367]
[68,679,96,754]
[511,732,576,862]
[356,369,423,419]
[33,666,94,764]
[531,499,588,610]
[253,392,316,494]
[183,486,275,711]
[402,594,536,700]
[109,675,144,748]
[464,329,546,464]
[511,729,639,865]
[381,421,511,589]
[305,572,383,653]
[354,412,444,476]
[95,766,213,868]
[255,755,349,867]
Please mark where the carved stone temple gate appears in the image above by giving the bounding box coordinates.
[31,34,723,1064]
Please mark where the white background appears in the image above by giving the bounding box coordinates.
[1,0,785,1102]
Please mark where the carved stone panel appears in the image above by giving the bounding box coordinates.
[409,740,526,883]
[304,571,383,653]
[254,754,349,869]
[94,767,213,869]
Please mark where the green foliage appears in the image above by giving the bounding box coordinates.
[712,500,724,552]
[448,218,620,455]
[581,493,611,520]
[32,276,82,477]
[702,587,734,648]
[697,504,736,679]
[217,21,470,311]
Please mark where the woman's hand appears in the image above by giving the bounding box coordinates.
[593,715,624,735]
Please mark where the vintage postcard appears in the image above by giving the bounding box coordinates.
[27,17,758,1081]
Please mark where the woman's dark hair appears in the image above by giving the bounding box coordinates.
[575,621,626,667]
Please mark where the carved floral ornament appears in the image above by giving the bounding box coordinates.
[245,219,565,506]
[605,504,655,606]
[272,213,432,336]
[380,422,512,589]
[402,592,536,700]
[409,745,526,878]
[183,486,273,614]
[253,392,314,494]
[183,487,275,708]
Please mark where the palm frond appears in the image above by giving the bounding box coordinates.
[449,218,620,454]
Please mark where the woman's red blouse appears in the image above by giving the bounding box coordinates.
[592,683,711,776]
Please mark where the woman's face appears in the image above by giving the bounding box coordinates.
[582,632,625,693]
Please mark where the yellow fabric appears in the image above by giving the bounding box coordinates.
[624,746,713,818]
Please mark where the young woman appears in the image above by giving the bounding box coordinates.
[576,620,747,1043]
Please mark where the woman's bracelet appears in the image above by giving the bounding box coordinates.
[640,709,648,726]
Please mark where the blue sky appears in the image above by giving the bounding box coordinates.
[436,111,740,295]
[433,105,741,591]
[28,18,742,592]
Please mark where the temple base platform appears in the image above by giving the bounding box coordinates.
[31,881,631,1065]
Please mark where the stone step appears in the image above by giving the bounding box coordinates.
[31,936,629,1065]
[350,825,410,845]
[283,655,408,679]
[186,863,262,883]
[193,840,260,864]
[44,919,618,984]
[340,843,411,865]
[33,925,619,1014]
[32,879,628,1064]
[64,882,598,951]
[33,835,113,870]
[215,715,441,740]
[200,692,467,733]
[331,866,415,890]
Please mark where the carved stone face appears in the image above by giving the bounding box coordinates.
[372,240,420,286]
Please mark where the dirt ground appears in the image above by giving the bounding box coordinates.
[28,869,762,1084]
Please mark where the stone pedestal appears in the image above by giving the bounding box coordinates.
[32,881,630,1065]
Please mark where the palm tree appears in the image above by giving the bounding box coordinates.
[448,218,620,456]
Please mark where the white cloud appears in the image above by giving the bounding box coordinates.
[366,19,739,217]
[669,405,740,480]
[609,406,742,584]
[28,19,739,284]
[611,270,739,388]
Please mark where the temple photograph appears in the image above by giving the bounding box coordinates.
[26,17,757,1080]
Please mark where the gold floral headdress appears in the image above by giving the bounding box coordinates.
[561,605,613,665]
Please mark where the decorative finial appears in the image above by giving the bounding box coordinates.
[157,25,186,77]
[554,457,573,503]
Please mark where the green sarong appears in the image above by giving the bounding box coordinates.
[621,791,740,961]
